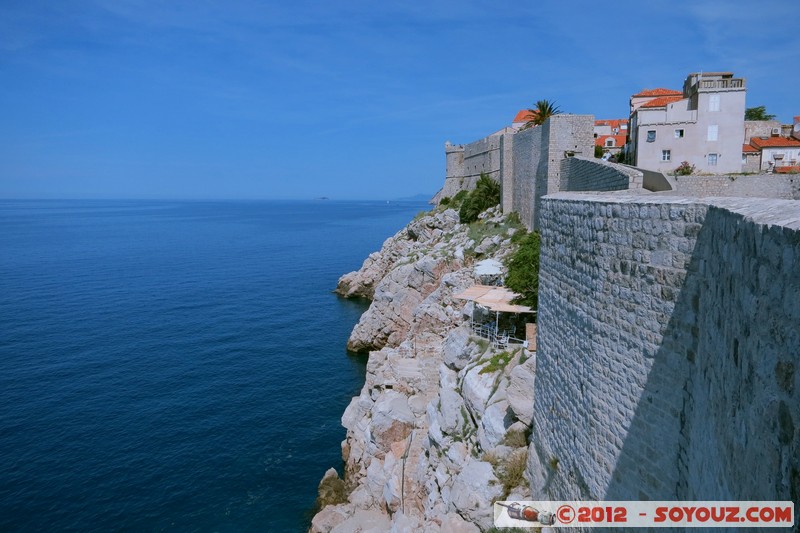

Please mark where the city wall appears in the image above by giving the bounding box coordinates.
[559,156,643,192]
[666,174,800,200]
[528,192,800,510]
[437,115,596,230]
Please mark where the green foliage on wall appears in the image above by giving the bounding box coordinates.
[459,173,501,223]
[505,230,541,310]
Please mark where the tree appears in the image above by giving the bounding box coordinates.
[458,173,501,223]
[594,145,605,158]
[745,105,776,121]
[524,99,561,128]
[505,231,541,310]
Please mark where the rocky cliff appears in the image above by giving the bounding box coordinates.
[312,206,537,532]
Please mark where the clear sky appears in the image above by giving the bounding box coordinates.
[1,0,798,200]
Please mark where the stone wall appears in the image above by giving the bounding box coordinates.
[559,156,643,192]
[439,115,594,228]
[511,125,546,230]
[667,174,800,200]
[529,193,800,514]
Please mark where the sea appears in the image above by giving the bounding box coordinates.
[0,199,427,532]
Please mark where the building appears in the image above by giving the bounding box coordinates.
[511,109,536,131]
[749,135,800,172]
[628,72,746,174]
[594,119,628,156]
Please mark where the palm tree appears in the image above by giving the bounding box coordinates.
[524,99,561,128]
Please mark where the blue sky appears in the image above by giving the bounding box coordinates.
[1,0,798,200]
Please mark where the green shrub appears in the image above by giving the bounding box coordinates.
[502,426,531,448]
[479,350,513,375]
[439,196,451,206]
[315,471,348,508]
[459,173,501,223]
[674,161,696,176]
[505,231,541,310]
[594,145,604,158]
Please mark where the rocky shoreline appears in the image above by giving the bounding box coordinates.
[311,206,537,532]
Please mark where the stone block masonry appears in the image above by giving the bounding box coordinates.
[667,174,800,200]
[560,156,643,192]
[528,192,800,514]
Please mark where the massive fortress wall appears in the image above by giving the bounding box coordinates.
[529,193,800,506]
[559,156,643,193]
[438,115,597,229]
[668,174,800,200]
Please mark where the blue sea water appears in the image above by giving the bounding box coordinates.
[0,199,426,532]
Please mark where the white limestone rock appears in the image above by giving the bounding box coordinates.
[330,509,392,533]
[448,458,503,530]
[443,328,472,371]
[439,512,481,533]
[310,504,351,533]
[478,399,512,451]
[507,356,536,425]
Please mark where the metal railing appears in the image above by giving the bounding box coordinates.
[471,322,527,349]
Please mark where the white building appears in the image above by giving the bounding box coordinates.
[628,72,746,174]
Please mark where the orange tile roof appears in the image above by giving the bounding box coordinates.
[742,144,760,153]
[640,95,684,108]
[595,134,627,147]
[594,119,629,129]
[633,88,682,97]
[513,109,537,123]
[749,136,800,149]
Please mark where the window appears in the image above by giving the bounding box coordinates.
[662,150,671,161]
[606,139,615,147]
[674,129,684,138]
[707,125,718,141]
[708,94,720,112]
[708,153,718,166]
[646,130,656,142]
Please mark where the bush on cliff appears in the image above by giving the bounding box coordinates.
[459,173,501,223]
[504,230,541,311]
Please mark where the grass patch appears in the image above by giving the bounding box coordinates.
[485,448,529,499]
[479,350,514,375]
[502,426,531,448]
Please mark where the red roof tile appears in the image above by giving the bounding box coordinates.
[595,134,627,147]
[640,96,684,108]
[594,119,629,129]
[513,109,537,123]
[742,144,759,153]
[633,88,682,97]
[750,136,800,149]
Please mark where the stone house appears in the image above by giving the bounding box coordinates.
[628,72,746,174]
[594,119,628,157]
[749,135,800,172]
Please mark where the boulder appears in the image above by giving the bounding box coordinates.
[370,391,415,451]
[507,357,536,425]
[461,364,496,419]
[443,328,472,370]
[448,459,503,529]
[478,400,512,451]
[311,504,351,533]
[440,512,481,533]
[438,387,467,435]
[330,509,392,533]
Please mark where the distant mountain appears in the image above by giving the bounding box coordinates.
[394,193,434,202]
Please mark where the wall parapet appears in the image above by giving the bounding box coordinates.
[529,192,800,511]
[559,156,643,192]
